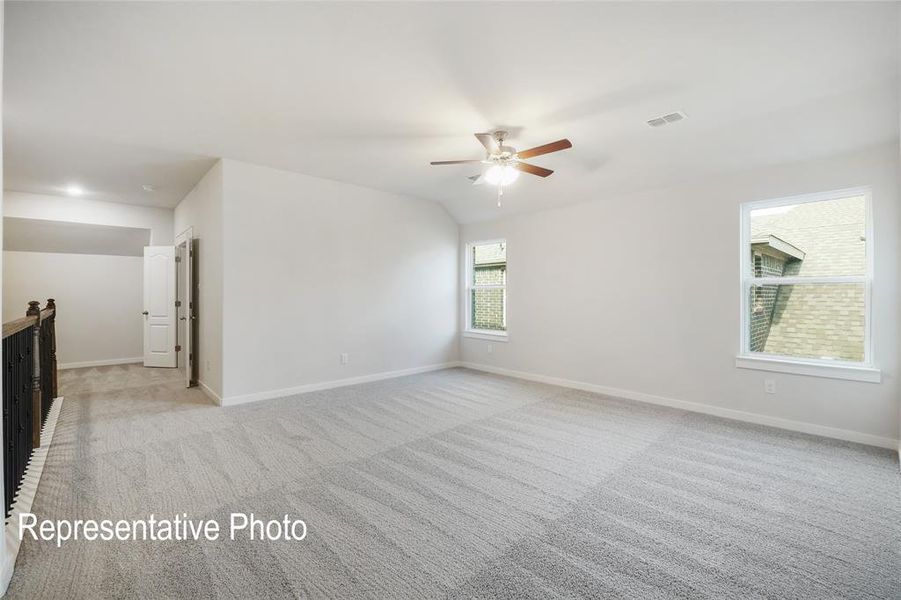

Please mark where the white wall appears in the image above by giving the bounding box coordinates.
[0,3,10,594]
[3,251,142,366]
[218,159,459,403]
[174,161,223,397]
[461,143,900,446]
[2,192,175,366]
[4,191,173,244]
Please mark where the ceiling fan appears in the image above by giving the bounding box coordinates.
[430,130,572,188]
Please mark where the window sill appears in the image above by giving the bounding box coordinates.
[463,330,508,342]
[735,355,881,383]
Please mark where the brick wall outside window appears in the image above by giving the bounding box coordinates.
[749,253,787,351]
[472,265,505,330]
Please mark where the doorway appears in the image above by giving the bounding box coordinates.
[142,231,195,387]
[175,227,196,388]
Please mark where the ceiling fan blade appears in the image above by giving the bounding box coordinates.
[514,162,554,177]
[515,139,572,160]
[474,133,499,154]
[468,174,485,186]
[430,160,482,165]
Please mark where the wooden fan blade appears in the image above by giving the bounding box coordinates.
[514,162,554,177]
[430,160,482,165]
[475,133,498,153]
[515,139,572,160]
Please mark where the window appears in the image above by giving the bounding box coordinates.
[752,253,764,313]
[737,187,879,382]
[464,240,507,339]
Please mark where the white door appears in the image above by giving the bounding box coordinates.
[143,246,177,368]
[183,232,194,386]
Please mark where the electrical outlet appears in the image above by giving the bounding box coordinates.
[764,379,776,394]
[487,343,493,354]
[340,353,349,365]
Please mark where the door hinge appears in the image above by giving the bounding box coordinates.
[175,345,182,352]
[175,256,182,263]
[175,300,182,307]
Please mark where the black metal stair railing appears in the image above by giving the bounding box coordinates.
[39,312,55,426]
[2,325,34,515]
[2,299,58,517]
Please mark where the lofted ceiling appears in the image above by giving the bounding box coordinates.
[4,2,899,222]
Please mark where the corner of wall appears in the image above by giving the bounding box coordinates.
[0,2,13,593]
[175,157,226,399]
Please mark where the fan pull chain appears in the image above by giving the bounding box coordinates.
[497,185,504,208]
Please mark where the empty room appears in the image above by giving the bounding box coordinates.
[0,2,898,599]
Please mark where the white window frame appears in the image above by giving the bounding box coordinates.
[736,186,880,383]
[463,239,508,341]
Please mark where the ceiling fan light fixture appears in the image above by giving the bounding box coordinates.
[484,164,519,186]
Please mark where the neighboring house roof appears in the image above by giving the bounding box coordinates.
[751,235,806,261]
[750,196,865,277]
[473,242,506,266]
[751,195,866,361]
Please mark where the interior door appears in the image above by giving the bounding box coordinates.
[184,233,194,387]
[143,246,177,368]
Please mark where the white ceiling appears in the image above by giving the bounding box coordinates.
[5,2,898,222]
[3,217,150,256]
[4,129,216,208]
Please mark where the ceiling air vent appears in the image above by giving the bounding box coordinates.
[647,111,687,128]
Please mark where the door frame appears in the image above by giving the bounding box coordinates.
[175,227,195,388]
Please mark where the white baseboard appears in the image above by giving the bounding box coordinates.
[1,396,64,596]
[460,362,899,450]
[197,380,223,406]
[220,362,462,407]
[59,357,143,370]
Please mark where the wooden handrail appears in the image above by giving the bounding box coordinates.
[2,315,38,339]
[3,305,55,339]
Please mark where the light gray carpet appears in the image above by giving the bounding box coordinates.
[5,365,900,599]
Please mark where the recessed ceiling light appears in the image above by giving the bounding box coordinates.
[65,185,84,197]
[142,184,155,192]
